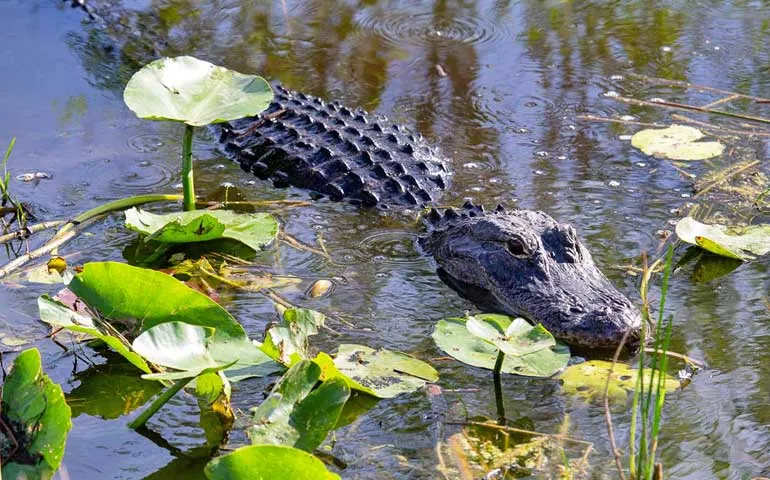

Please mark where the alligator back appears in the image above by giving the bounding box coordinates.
[219,85,450,208]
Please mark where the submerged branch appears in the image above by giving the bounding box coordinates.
[0,220,65,245]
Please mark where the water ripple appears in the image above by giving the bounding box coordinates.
[357,230,426,267]
[357,10,511,48]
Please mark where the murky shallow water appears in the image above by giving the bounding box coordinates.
[3,1,770,478]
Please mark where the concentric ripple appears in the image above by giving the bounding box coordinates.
[79,158,176,194]
[357,10,511,47]
[126,133,165,153]
[357,230,426,266]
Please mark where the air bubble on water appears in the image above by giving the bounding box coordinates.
[557,155,567,161]
[608,180,621,187]
[173,182,183,189]
[620,115,635,121]
[220,182,234,188]
[610,74,624,81]
[534,170,545,175]
[619,135,632,141]
[515,127,529,134]
[636,162,647,167]
[535,151,549,157]
[681,193,691,198]
[214,164,226,170]
[661,46,672,52]
[649,97,665,103]
[463,162,480,169]
[604,91,619,98]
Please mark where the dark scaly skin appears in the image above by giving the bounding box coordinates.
[220,85,450,208]
[420,202,643,350]
[218,86,643,350]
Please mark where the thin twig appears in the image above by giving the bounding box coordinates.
[642,348,704,368]
[444,421,593,448]
[611,95,770,125]
[278,231,330,259]
[629,73,770,103]
[576,115,663,128]
[0,220,65,245]
[0,215,105,278]
[701,93,740,109]
[694,160,760,199]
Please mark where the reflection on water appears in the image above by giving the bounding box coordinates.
[3,0,770,478]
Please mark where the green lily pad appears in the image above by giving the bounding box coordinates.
[261,307,326,365]
[204,445,340,480]
[123,56,273,127]
[675,216,770,260]
[433,314,570,377]
[332,344,438,399]
[558,360,680,404]
[631,124,724,161]
[1,349,72,479]
[38,295,152,374]
[245,361,350,451]
[125,208,278,252]
[67,262,245,338]
[133,322,280,382]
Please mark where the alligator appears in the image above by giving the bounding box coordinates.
[219,85,644,350]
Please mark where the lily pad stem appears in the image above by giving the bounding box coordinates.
[493,350,505,377]
[129,377,193,430]
[182,124,195,211]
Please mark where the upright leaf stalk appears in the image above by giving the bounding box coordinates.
[182,124,196,211]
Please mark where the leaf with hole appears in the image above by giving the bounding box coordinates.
[331,344,438,398]
[125,208,278,252]
[558,360,680,405]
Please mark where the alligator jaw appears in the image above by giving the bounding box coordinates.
[420,201,643,351]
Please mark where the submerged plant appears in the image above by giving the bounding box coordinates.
[123,56,273,211]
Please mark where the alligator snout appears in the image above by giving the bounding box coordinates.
[421,202,644,351]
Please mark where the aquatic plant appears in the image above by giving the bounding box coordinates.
[123,56,273,211]
[0,348,72,479]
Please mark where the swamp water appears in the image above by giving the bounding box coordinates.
[2,1,770,478]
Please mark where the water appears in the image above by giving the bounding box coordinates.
[2,0,770,478]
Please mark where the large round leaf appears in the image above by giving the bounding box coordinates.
[205,445,340,480]
[433,314,570,377]
[631,125,724,161]
[558,360,680,405]
[332,344,438,399]
[125,208,279,252]
[124,56,273,126]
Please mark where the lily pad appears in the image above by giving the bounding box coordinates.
[133,322,280,382]
[123,56,273,127]
[332,344,438,399]
[245,361,350,451]
[558,360,680,404]
[631,125,724,161]
[261,307,326,365]
[675,216,770,260]
[125,208,278,252]
[433,314,570,377]
[67,262,246,338]
[204,445,340,480]
[1,349,72,479]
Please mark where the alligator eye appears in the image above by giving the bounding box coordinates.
[506,238,531,258]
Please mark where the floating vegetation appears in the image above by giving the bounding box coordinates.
[631,125,724,161]
[204,445,340,480]
[433,313,570,377]
[675,216,770,260]
[125,208,279,251]
[124,56,273,211]
[0,349,72,479]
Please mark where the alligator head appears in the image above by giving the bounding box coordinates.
[419,202,643,350]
